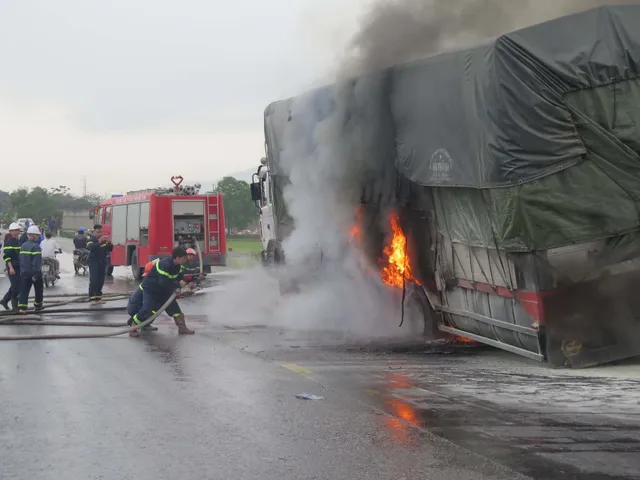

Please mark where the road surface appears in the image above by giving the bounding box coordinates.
[0,237,639,479]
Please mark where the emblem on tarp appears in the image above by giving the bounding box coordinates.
[429,149,452,183]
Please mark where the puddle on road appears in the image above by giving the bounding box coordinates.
[352,363,640,480]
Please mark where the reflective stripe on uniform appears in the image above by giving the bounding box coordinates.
[20,251,41,255]
[156,261,178,279]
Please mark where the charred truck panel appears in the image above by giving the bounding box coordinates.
[251,5,640,367]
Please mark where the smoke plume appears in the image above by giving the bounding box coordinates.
[223,0,639,338]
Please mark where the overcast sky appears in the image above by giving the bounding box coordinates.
[0,0,371,195]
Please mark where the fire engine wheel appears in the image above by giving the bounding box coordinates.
[131,251,142,280]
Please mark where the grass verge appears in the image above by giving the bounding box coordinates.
[227,237,263,255]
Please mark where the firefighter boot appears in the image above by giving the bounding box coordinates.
[174,314,195,335]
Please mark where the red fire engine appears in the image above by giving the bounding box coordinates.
[90,176,227,279]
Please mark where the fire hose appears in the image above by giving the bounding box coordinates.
[0,242,203,341]
[0,293,131,323]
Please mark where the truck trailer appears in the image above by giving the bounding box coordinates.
[251,5,640,368]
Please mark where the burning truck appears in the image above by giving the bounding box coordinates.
[251,5,640,368]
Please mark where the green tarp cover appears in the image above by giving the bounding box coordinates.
[263,5,640,251]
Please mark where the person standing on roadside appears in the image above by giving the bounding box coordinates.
[1,223,23,311]
[86,224,113,305]
[17,225,44,313]
[19,227,28,245]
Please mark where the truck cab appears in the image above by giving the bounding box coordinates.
[250,157,280,265]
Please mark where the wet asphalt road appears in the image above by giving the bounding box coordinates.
[1,237,640,479]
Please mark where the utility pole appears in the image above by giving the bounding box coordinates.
[82,176,87,197]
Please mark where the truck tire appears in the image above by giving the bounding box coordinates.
[131,250,142,281]
[402,283,441,340]
[262,241,277,267]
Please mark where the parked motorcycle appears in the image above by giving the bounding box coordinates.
[43,250,62,288]
[73,249,89,275]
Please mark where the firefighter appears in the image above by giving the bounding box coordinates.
[125,259,159,332]
[127,247,195,337]
[17,225,44,313]
[1,223,23,311]
[182,247,205,286]
[86,224,113,305]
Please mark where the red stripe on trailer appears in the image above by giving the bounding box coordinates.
[455,279,553,329]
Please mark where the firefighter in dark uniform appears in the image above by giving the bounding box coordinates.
[127,247,196,337]
[86,224,113,305]
[182,247,205,286]
[17,225,44,313]
[126,260,158,332]
[1,223,23,311]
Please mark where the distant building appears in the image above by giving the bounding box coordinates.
[61,208,94,234]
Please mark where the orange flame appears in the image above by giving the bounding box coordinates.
[380,213,421,288]
[350,206,363,243]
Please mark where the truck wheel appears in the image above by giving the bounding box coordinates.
[402,283,441,340]
[262,241,276,267]
[131,251,142,280]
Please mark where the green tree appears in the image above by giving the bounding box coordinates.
[213,176,256,232]
[6,186,104,228]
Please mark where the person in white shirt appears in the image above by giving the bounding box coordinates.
[40,231,61,279]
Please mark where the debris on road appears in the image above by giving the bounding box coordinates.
[295,393,325,401]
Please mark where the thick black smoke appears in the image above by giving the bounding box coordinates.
[345,0,640,75]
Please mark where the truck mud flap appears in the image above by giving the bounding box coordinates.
[542,270,640,368]
[561,343,640,369]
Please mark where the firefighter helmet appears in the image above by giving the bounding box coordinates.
[143,259,158,277]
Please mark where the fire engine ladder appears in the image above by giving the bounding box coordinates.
[208,199,220,252]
